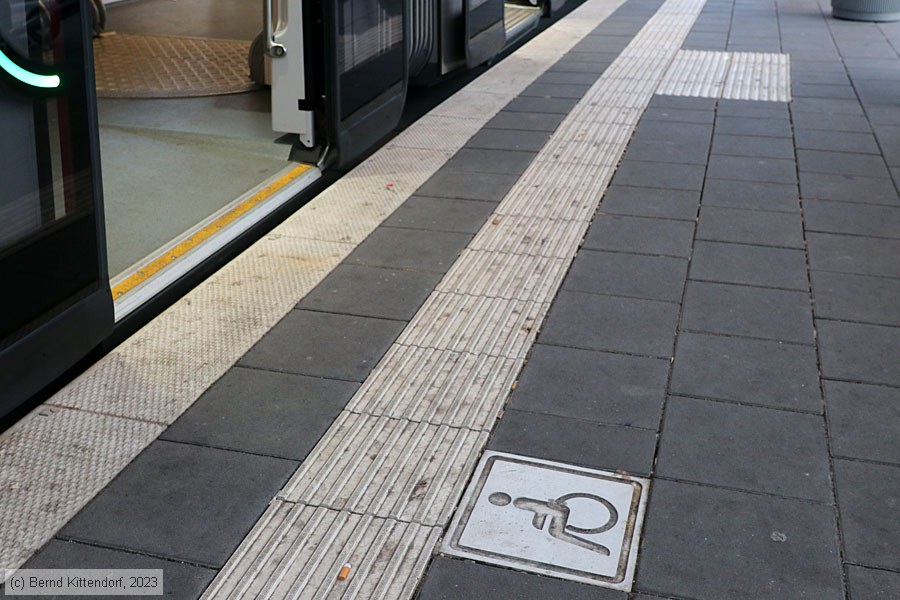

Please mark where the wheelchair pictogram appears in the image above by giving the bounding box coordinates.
[488,490,619,555]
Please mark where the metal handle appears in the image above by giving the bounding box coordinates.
[264,0,286,57]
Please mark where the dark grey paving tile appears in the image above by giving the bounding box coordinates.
[637,480,842,600]
[22,539,216,600]
[642,107,715,124]
[465,128,553,152]
[488,409,657,476]
[702,178,800,212]
[799,172,900,205]
[510,344,669,429]
[583,214,695,257]
[416,170,518,202]
[714,116,793,138]
[835,459,900,571]
[826,381,900,465]
[791,111,872,133]
[623,138,710,165]
[347,227,471,273]
[546,59,611,75]
[874,124,900,166]
[417,556,626,600]
[681,281,815,344]
[797,150,891,178]
[807,232,900,278]
[812,270,900,326]
[503,96,580,114]
[58,441,296,567]
[804,199,900,239]
[485,111,566,132]
[539,290,679,358]
[817,320,900,387]
[631,120,714,146]
[711,134,795,159]
[563,250,688,302]
[443,148,537,176]
[847,565,900,599]
[534,70,603,85]
[792,82,859,99]
[706,155,797,184]
[658,396,831,500]
[520,82,592,99]
[383,196,497,237]
[298,264,441,319]
[791,69,852,85]
[600,185,699,221]
[794,129,881,154]
[697,206,805,248]
[161,367,357,460]
[715,100,791,119]
[649,95,718,110]
[670,332,822,412]
[239,310,404,381]
[612,160,706,191]
[792,97,866,115]
[691,240,809,290]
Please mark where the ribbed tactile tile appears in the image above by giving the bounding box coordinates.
[657,50,791,101]
[437,250,570,302]
[200,502,440,600]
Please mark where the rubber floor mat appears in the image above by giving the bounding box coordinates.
[93,33,257,98]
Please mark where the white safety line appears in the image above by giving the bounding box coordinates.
[204,0,712,596]
[0,0,628,578]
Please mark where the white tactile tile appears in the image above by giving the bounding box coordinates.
[384,115,483,152]
[657,49,792,101]
[437,250,570,302]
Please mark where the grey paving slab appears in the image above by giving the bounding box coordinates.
[22,539,216,600]
[792,97,866,116]
[623,139,710,165]
[715,100,791,120]
[649,95,718,110]
[792,83,859,99]
[636,480,843,600]
[546,59,612,75]
[346,227,472,273]
[58,441,297,567]
[582,214,696,258]
[797,150,891,179]
[711,134,795,159]
[539,290,679,358]
[681,281,815,344]
[657,396,832,501]
[794,129,881,154]
[381,196,497,235]
[690,240,809,290]
[563,249,688,302]
[239,310,405,381]
[642,107,715,124]
[804,199,900,239]
[817,319,900,387]
[791,69,852,85]
[535,70,606,85]
[874,125,900,166]
[846,565,900,600]
[485,111,566,132]
[417,556,626,600]
[520,82,592,99]
[669,332,823,412]
[509,343,669,429]
[161,367,358,460]
[298,263,442,320]
[807,233,900,278]
[464,128,553,152]
[611,160,706,191]
[811,270,900,326]
[503,96,580,114]
[600,185,699,221]
[702,178,800,212]
[791,111,873,133]
[696,206,805,248]
[834,459,900,571]
[714,116,793,138]
[706,155,797,184]
[487,409,657,476]
[443,148,537,176]
[799,172,900,205]
[631,120,714,146]
[416,170,519,202]
[825,381,900,465]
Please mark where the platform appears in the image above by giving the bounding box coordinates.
[2,0,900,597]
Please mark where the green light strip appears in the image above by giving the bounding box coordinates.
[0,48,60,88]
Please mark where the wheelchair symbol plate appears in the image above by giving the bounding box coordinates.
[441,451,649,591]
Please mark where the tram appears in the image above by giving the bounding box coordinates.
[0,0,565,420]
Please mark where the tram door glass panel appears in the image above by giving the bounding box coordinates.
[0,0,103,344]
[337,0,404,120]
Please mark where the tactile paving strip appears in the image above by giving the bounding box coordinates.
[93,34,257,98]
[657,49,791,101]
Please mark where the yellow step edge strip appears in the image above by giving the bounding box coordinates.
[111,163,313,300]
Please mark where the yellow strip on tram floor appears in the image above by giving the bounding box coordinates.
[111,163,313,300]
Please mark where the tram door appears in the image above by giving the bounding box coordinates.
[0,0,112,418]
[269,0,408,166]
